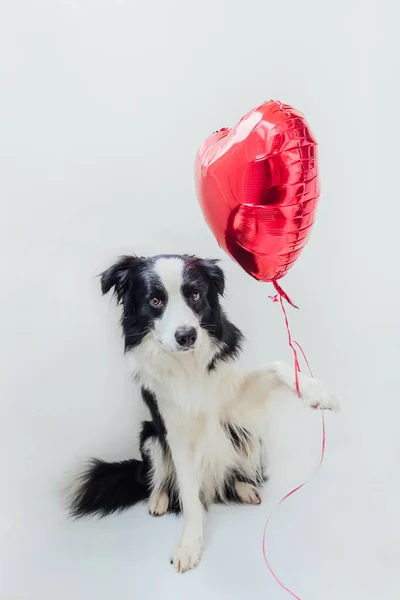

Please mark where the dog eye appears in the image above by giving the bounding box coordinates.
[190,291,200,302]
[150,297,163,307]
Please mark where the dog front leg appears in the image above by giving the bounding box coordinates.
[228,361,339,426]
[167,434,204,573]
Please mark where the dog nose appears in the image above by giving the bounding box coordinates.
[175,327,198,348]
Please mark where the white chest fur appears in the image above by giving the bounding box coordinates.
[129,337,246,502]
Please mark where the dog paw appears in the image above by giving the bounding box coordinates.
[170,538,203,573]
[148,490,169,517]
[300,377,339,412]
[234,481,262,505]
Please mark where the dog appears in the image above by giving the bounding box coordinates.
[70,254,338,572]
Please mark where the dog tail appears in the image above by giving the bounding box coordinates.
[69,457,149,518]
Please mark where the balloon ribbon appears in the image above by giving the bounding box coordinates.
[264,284,326,599]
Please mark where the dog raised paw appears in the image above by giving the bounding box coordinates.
[300,377,339,412]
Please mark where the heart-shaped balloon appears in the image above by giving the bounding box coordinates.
[195,100,320,283]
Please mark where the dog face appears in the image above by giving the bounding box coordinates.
[101,254,226,353]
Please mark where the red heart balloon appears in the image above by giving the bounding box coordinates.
[195,100,320,283]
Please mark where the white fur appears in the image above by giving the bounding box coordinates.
[143,436,174,512]
[234,481,262,504]
[152,258,201,352]
[148,490,169,517]
[128,260,339,573]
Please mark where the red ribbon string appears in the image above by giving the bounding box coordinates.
[278,293,301,397]
[263,285,326,599]
[273,280,299,309]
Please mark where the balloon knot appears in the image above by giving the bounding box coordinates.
[272,280,299,309]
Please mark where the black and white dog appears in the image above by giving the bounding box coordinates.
[70,254,338,572]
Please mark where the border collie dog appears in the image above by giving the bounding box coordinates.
[70,254,338,572]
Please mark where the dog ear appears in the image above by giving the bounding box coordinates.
[201,259,225,296]
[100,255,143,304]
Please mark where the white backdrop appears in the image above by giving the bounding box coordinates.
[1,1,399,598]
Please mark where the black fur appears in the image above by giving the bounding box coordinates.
[69,254,247,519]
[70,458,148,517]
[100,254,244,364]
[140,387,167,443]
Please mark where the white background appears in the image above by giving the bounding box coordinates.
[0,1,399,598]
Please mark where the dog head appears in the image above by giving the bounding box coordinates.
[101,254,226,354]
